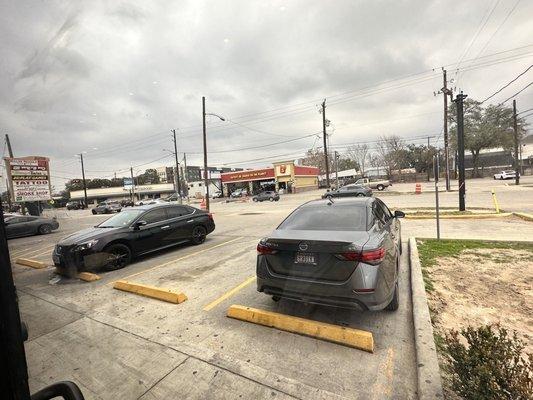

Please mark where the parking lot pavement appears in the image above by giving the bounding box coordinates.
[9,186,533,399]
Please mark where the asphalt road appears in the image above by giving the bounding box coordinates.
[9,179,533,399]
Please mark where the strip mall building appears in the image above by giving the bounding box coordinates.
[220,160,319,195]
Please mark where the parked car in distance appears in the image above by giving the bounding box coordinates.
[66,201,84,210]
[230,188,247,198]
[322,184,372,199]
[493,170,519,180]
[5,215,59,239]
[53,204,215,271]
[211,191,223,199]
[252,191,280,202]
[355,178,391,191]
[92,201,122,214]
[120,199,134,207]
[256,197,404,311]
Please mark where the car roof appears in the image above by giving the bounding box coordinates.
[132,203,192,211]
[305,197,374,207]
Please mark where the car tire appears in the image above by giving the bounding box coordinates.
[38,224,52,235]
[377,184,385,191]
[269,197,274,202]
[253,198,258,202]
[191,225,207,245]
[385,282,399,311]
[102,243,131,271]
[356,193,365,197]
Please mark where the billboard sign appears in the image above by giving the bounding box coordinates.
[4,156,52,202]
[123,177,134,189]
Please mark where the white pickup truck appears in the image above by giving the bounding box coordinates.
[355,178,391,191]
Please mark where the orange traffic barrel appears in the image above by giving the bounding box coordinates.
[415,183,422,194]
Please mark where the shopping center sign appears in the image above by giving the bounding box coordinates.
[4,156,52,202]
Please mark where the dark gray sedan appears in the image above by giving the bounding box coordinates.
[4,215,59,239]
[256,197,404,311]
[322,184,372,199]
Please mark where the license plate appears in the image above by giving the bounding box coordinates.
[294,252,317,265]
[52,255,60,265]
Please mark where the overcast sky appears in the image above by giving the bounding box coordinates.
[1,0,532,191]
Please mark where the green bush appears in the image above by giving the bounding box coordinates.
[443,325,532,399]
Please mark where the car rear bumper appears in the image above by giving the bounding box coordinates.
[256,258,394,311]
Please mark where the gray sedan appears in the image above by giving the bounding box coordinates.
[256,197,404,311]
[322,184,372,198]
[4,215,59,239]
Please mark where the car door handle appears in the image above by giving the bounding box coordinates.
[187,219,194,223]
[161,225,171,230]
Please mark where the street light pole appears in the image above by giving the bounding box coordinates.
[79,153,88,208]
[172,129,182,203]
[202,96,210,211]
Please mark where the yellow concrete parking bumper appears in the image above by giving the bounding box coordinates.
[15,258,47,269]
[513,212,533,221]
[227,305,374,353]
[113,280,187,304]
[77,272,101,282]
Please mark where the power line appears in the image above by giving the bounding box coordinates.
[479,64,532,104]
[499,81,533,105]
[517,107,533,115]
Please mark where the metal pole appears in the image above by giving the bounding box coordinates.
[334,151,339,189]
[442,69,451,191]
[455,92,467,211]
[513,100,520,185]
[4,134,13,209]
[434,154,440,240]
[202,96,210,211]
[79,153,88,209]
[172,129,182,203]
[130,166,135,201]
[427,136,431,182]
[322,99,330,188]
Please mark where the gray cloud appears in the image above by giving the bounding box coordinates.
[1,0,532,190]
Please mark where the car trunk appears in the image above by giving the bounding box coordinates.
[264,229,370,282]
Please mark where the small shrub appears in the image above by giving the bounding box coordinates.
[443,324,532,399]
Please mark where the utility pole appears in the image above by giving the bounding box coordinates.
[513,100,520,185]
[427,136,431,182]
[334,151,339,189]
[321,99,330,188]
[130,166,135,201]
[202,96,210,211]
[172,129,182,203]
[79,153,88,209]
[455,92,467,211]
[4,134,13,209]
[442,69,451,191]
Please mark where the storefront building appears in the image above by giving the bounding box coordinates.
[220,160,319,195]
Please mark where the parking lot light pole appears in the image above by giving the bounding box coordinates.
[202,96,225,212]
[79,153,88,209]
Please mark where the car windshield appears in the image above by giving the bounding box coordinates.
[98,209,144,228]
[278,204,367,231]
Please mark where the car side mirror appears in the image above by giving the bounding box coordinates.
[394,210,405,218]
[133,220,147,230]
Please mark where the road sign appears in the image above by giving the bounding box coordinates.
[4,157,52,202]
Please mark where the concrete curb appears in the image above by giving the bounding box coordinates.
[409,237,444,399]
[405,212,511,220]
[513,212,533,221]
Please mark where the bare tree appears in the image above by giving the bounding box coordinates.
[347,144,369,176]
[376,135,407,177]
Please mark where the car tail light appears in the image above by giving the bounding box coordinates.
[335,247,385,265]
[257,242,277,255]
[207,212,214,221]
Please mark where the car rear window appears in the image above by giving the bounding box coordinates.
[278,204,367,231]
